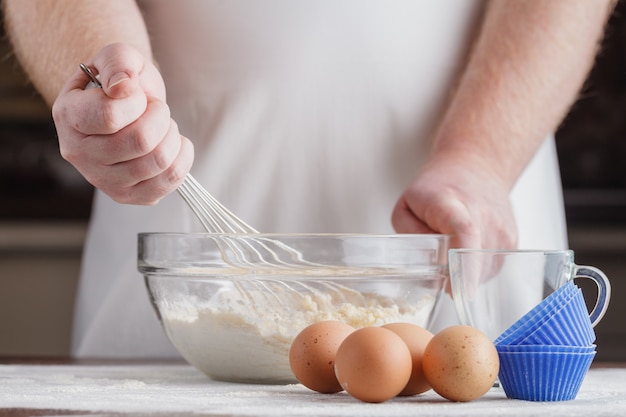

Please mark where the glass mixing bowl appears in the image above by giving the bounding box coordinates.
[138,233,450,384]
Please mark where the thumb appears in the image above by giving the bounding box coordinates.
[90,43,144,99]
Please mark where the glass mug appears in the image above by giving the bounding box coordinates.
[449,249,611,341]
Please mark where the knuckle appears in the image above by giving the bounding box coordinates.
[58,138,85,167]
[84,172,107,190]
[99,103,126,133]
[58,146,78,165]
[131,129,156,156]
[168,139,194,186]
[152,148,173,172]
[124,162,147,183]
[165,162,187,187]
[107,186,138,205]
[57,139,73,160]
[501,228,518,249]
[111,192,133,205]
[51,100,65,123]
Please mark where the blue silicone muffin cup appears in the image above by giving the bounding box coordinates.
[517,287,595,346]
[495,282,578,346]
[498,349,596,401]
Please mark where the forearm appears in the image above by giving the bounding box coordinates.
[2,0,152,105]
[431,0,615,189]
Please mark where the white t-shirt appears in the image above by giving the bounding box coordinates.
[72,0,567,357]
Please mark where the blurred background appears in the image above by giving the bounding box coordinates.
[1,6,625,360]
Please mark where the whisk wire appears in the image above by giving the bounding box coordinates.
[177,175,333,271]
[178,175,258,234]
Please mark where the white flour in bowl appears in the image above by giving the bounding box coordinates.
[159,283,436,383]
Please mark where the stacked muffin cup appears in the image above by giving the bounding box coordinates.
[494,281,597,401]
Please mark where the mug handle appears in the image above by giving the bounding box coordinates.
[573,265,612,327]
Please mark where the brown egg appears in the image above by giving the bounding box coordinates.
[289,321,355,393]
[334,327,412,403]
[382,322,434,396]
[422,325,499,402]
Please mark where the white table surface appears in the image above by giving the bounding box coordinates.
[1,362,625,416]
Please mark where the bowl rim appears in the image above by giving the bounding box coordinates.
[138,232,451,239]
[137,232,451,276]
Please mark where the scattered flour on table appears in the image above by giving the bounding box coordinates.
[2,364,625,415]
[159,283,435,383]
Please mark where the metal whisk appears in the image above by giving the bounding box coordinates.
[80,64,370,311]
[79,64,330,272]
[79,64,255,233]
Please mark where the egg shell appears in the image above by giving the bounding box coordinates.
[289,321,355,393]
[422,325,499,402]
[382,322,434,396]
[334,327,412,403]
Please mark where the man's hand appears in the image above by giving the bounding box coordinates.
[52,43,194,205]
[392,0,615,249]
[391,152,517,250]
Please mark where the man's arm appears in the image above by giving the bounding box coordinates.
[393,0,616,249]
[433,0,615,188]
[3,0,152,105]
[3,0,193,205]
